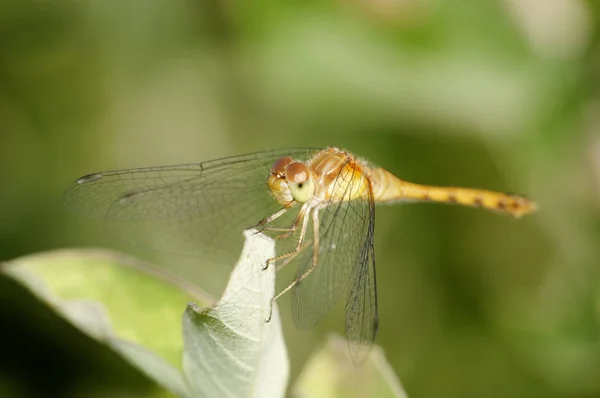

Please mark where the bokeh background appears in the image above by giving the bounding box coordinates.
[1,0,599,397]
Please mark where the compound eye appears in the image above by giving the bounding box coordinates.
[286,162,314,202]
[271,157,293,178]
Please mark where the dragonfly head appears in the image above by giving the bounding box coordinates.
[268,156,315,206]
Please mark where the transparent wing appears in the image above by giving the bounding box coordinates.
[291,162,379,364]
[345,196,378,364]
[63,148,320,266]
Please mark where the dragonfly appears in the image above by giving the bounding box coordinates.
[63,147,537,364]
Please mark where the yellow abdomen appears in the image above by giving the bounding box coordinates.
[368,167,536,218]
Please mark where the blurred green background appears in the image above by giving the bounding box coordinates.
[1,0,599,397]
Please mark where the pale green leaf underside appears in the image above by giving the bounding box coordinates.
[183,230,289,398]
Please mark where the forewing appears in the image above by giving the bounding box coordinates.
[292,162,378,361]
[63,148,320,265]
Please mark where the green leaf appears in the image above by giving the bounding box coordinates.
[2,249,210,397]
[182,230,289,398]
[293,334,408,398]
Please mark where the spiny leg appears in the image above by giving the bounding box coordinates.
[272,208,321,301]
[251,207,289,234]
[311,208,320,266]
[265,208,321,322]
[264,207,314,322]
[263,204,311,271]
[275,238,313,272]
[269,215,304,240]
[261,202,309,240]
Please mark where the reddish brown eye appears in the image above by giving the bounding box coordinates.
[271,156,293,176]
[285,162,309,184]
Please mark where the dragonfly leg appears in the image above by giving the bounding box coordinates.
[263,205,310,271]
[270,208,321,305]
[311,208,320,266]
[251,207,289,234]
[260,203,309,240]
[272,217,301,240]
[275,238,313,272]
[258,202,310,243]
[265,210,319,323]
